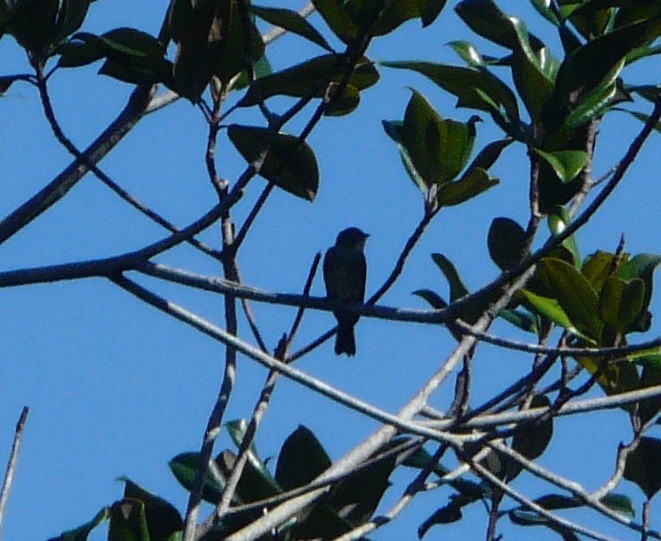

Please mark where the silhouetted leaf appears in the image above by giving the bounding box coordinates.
[466,137,512,172]
[312,0,358,44]
[437,167,499,206]
[251,5,332,51]
[55,0,93,41]
[507,395,553,480]
[488,217,527,271]
[7,0,59,54]
[228,125,319,201]
[120,478,183,541]
[47,508,110,541]
[624,437,661,498]
[432,253,469,301]
[413,289,448,310]
[276,425,331,491]
[169,452,224,504]
[108,498,150,541]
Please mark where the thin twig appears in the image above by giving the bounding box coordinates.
[0,407,29,534]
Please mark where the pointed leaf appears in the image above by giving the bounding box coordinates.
[534,149,589,183]
[225,419,279,488]
[466,137,512,172]
[431,253,469,302]
[250,5,332,51]
[55,0,93,41]
[108,499,150,541]
[624,437,661,499]
[276,425,331,491]
[312,0,358,44]
[169,452,224,504]
[120,478,183,541]
[216,448,282,503]
[598,276,645,332]
[437,167,499,206]
[499,308,539,334]
[382,120,428,193]
[447,40,486,68]
[238,54,378,106]
[413,289,448,310]
[381,61,521,134]
[535,258,602,340]
[47,508,110,541]
[7,0,59,54]
[228,125,319,201]
[507,395,553,480]
[617,254,661,315]
[547,207,580,266]
[615,108,661,134]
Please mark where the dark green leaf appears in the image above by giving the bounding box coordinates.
[420,0,448,27]
[169,452,224,504]
[238,54,378,107]
[627,84,661,103]
[325,82,361,116]
[617,254,661,316]
[488,217,527,271]
[326,451,396,526]
[7,0,59,54]
[499,308,539,334]
[413,289,448,310]
[57,38,104,67]
[598,276,645,332]
[507,395,553,480]
[535,258,602,340]
[454,0,545,50]
[437,167,499,206]
[381,61,521,136]
[447,40,486,68]
[530,0,560,25]
[600,493,636,518]
[275,425,331,491]
[98,59,166,85]
[91,27,165,65]
[466,137,512,171]
[120,478,183,541]
[225,419,279,488]
[431,253,469,302]
[639,360,661,424]
[217,449,282,503]
[624,437,661,499]
[46,508,110,541]
[535,149,589,183]
[108,499,150,541]
[312,0,358,44]
[382,120,428,193]
[55,0,92,41]
[250,5,332,51]
[228,125,319,201]
[552,17,661,119]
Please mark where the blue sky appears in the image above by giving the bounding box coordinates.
[0,1,659,540]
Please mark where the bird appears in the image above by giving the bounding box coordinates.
[323,227,369,356]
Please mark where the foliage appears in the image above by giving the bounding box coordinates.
[0,0,659,540]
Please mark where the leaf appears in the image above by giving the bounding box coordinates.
[499,308,539,334]
[624,437,661,499]
[108,499,150,541]
[530,0,560,26]
[598,276,645,333]
[169,452,224,504]
[228,125,319,201]
[437,167,499,206]
[552,17,661,116]
[617,253,661,318]
[46,508,110,541]
[381,61,521,136]
[216,449,282,503]
[431,253,469,301]
[518,290,581,337]
[447,40,486,68]
[238,54,379,107]
[547,207,580,267]
[275,425,332,491]
[488,217,527,271]
[465,137,512,172]
[120,478,183,541]
[413,289,448,310]
[420,0,448,27]
[225,419,279,488]
[382,120,428,193]
[506,395,553,481]
[535,258,602,340]
[250,5,332,51]
[534,149,589,183]
[7,0,59,54]
[55,0,93,41]
[639,360,661,424]
[312,0,358,44]
[454,0,545,51]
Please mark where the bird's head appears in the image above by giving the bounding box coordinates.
[336,227,369,250]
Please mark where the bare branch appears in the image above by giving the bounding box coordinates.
[0,407,29,534]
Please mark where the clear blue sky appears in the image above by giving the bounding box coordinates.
[0,1,658,540]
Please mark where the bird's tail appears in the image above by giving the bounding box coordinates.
[335,321,356,356]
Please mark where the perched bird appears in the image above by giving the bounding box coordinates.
[323,227,369,356]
